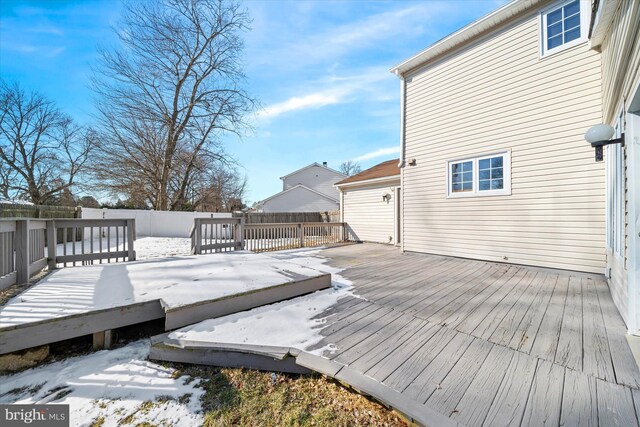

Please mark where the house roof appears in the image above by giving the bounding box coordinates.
[279,162,347,181]
[390,0,546,76]
[335,159,401,186]
[258,184,339,205]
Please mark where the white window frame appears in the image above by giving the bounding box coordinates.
[539,0,589,58]
[447,151,511,198]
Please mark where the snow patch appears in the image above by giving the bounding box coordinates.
[0,251,326,327]
[0,340,204,427]
[168,249,357,357]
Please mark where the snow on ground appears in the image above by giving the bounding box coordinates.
[0,340,204,427]
[168,248,357,357]
[0,251,326,327]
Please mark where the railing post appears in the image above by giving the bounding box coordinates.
[15,220,29,284]
[46,220,57,270]
[126,219,136,261]
[191,218,202,255]
[235,218,245,250]
[298,223,304,248]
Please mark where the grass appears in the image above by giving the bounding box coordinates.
[171,364,407,427]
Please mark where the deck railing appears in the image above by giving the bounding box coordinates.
[190,217,244,254]
[190,219,348,255]
[244,222,346,253]
[0,219,48,290]
[50,219,136,268]
[0,218,136,290]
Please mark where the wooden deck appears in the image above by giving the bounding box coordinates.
[153,243,640,426]
[315,244,640,426]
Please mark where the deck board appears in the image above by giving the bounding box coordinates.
[530,275,569,361]
[489,271,545,347]
[554,276,583,371]
[596,379,639,427]
[521,360,564,427]
[509,273,558,354]
[560,368,598,427]
[582,276,616,382]
[482,351,538,427]
[402,332,475,402]
[450,344,515,427]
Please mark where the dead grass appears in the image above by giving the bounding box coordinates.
[171,364,407,427]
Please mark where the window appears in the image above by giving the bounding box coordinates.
[540,0,587,57]
[447,152,510,197]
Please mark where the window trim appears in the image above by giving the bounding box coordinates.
[539,0,589,58]
[446,151,511,198]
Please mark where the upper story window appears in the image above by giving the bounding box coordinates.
[448,152,511,198]
[540,0,588,57]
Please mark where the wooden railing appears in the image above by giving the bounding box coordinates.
[0,218,136,290]
[50,219,136,268]
[0,219,48,290]
[244,222,347,253]
[190,219,348,255]
[191,217,244,254]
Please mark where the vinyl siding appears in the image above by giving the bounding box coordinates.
[402,5,605,273]
[262,187,339,213]
[342,182,398,244]
[283,166,345,200]
[600,0,640,324]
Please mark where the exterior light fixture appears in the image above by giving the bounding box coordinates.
[584,124,625,162]
[382,191,392,202]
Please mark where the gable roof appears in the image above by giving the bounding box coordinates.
[335,159,400,186]
[390,0,546,76]
[279,162,347,181]
[258,184,339,205]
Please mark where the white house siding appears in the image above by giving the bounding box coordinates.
[401,7,605,273]
[283,166,344,200]
[261,187,338,213]
[342,182,399,244]
[599,0,640,325]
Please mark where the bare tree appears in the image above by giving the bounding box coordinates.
[339,160,362,176]
[92,0,255,211]
[0,81,94,205]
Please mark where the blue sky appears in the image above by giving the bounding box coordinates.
[0,0,504,204]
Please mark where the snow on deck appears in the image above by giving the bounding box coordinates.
[166,248,356,356]
[0,340,204,427]
[0,251,326,328]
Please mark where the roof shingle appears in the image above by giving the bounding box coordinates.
[335,159,400,186]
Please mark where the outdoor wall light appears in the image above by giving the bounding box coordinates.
[382,192,392,202]
[584,124,625,162]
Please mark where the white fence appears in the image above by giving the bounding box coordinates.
[82,208,231,238]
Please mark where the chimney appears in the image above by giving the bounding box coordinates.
[322,161,327,166]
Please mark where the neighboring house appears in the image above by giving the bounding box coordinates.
[392,0,639,331]
[335,159,401,245]
[257,162,347,213]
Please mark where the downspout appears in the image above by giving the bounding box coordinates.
[395,70,406,253]
[396,70,406,169]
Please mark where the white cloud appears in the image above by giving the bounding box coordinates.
[354,146,400,162]
[261,93,340,118]
[260,67,395,119]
